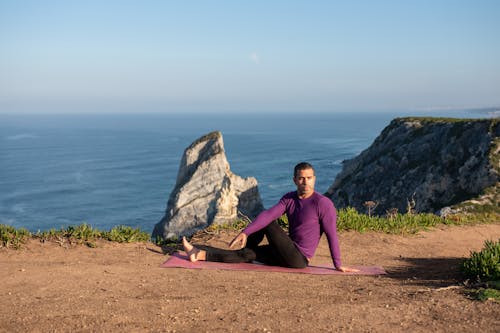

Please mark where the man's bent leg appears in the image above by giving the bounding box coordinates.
[262,221,308,268]
[246,228,265,249]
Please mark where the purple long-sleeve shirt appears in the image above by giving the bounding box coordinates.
[242,191,342,268]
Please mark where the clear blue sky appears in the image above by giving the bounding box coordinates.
[1,0,499,113]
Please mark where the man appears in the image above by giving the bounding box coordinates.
[182,162,358,272]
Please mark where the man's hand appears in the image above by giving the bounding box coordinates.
[336,266,360,273]
[229,232,248,249]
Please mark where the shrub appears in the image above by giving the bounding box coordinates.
[476,288,500,301]
[462,239,500,281]
[105,225,150,243]
[336,207,444,234]
[3,223,152,249]
[65,223,102,243]
[0,224,31,249]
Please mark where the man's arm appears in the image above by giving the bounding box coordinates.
[320,198,359,272]
[241,199,287,236]
[229,199,286,249]
[319,199,343,269]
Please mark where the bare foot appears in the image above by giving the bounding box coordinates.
[182,237,204,262]
[337,266,360,273]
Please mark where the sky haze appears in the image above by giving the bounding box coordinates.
[1,0,499,114]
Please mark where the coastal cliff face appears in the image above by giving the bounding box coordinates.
[152,131,264,240]
[326,117,499,215]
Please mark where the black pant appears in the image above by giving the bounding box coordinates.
[197,220,308,268]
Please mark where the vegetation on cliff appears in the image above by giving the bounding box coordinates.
[0,223,150,249]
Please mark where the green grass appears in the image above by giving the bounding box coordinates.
[462,239,500,281]
[201,207,498,237]
[337,208,498,234]
[0,223,150,249]
[2,206,498,250]
[476,287,500,302]
[106,225,151,243]
[466,281,500,302]
[65,223,102,247]
[0,224,31,249]
[336,207,442,234]
[462,239,500,302]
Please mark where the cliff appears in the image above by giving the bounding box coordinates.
[326,117,499,215]
[152,131,264,240]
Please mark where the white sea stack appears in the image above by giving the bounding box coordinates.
[153,131,263,240]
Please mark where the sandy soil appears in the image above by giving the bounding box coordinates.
[1,223,499,333]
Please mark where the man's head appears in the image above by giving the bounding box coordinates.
[293,162,316,198]
[293,162,315,178]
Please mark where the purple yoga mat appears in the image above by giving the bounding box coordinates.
[161,252,386,275]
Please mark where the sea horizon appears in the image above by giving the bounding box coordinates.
[0,109,495,233]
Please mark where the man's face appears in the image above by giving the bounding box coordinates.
[293,168,316,198]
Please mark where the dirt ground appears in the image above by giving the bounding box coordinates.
[1,223,499,333]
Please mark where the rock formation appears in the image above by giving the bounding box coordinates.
[326,117,499,215]
[152,131,264,240]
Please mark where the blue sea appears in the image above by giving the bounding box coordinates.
[0,110,490,233]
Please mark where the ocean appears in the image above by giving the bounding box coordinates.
[0,110,490,233]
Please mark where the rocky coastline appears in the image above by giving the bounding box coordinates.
[326,117,499,216]
[154,117,499,240]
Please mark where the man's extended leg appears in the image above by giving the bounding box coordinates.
[182,237,256,263]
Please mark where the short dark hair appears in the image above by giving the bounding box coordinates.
[294,162,315,177]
